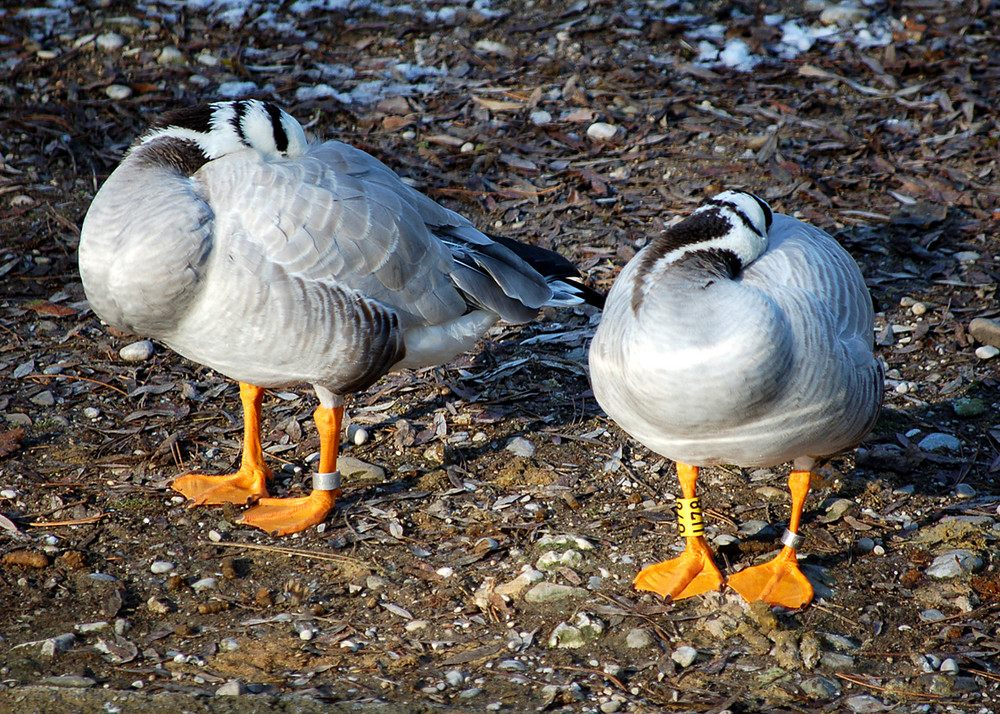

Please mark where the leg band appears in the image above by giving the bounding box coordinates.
[780,528,805,549]
[312,471,341,491]
[675,497,705,537]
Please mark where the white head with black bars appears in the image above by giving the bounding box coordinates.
[136,100,308,163]
[653,189,773,270]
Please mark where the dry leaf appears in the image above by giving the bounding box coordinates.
[0,427,24,458]
[26,300,77,318]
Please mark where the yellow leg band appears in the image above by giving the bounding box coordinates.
[675,497,705,537]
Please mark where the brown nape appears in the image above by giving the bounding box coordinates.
[149,103,216,133]
[132,137,211,176]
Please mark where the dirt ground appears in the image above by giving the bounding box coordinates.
[2,0,1000,712]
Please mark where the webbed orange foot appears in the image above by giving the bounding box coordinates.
[172,465,271,506]
[635,537,724,600]
[238,487,337,536]
[728,546,814,608]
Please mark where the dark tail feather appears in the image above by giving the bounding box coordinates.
[488,234,605,309]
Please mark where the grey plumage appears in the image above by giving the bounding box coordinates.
[79,100,596,401]
[589,191,883,469]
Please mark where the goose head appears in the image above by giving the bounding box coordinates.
[130,100,308,171]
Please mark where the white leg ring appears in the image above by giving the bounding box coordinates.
[780,529,805,549]
[313,471,341,491]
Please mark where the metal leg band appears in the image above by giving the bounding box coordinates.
[675,497,705,537]
[312,471,341,491]
[780,528,805,549]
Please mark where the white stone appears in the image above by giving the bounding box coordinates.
[405,619,429,632]
[819,4,868,26]
[505,436,535,457]
[157,46,183,65]
[954,251,980,262]
[105,84,132,100]
[444,669,466,687]
[939,658,960,675]
[1,489,17,499]
[83,407,100,419]
[587,122,618,141]
[150,560,174,574]
[216,680,246,696]
[347,424,369,445]
[671,645,698,668]
[926,549,982,578]
[191,577,217,592]
[975,345,999,360]
[530,110,552,126]
[119,340,154,362]
[96,32,125,51]
[625,627,654,649]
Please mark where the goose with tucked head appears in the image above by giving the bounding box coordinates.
[588,190,882,608]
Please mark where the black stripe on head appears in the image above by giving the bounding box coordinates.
[150,104,215,134]
[706,192,772,236]
[264,103,289,153]
[231,100,250,145]
[748,193,773,232]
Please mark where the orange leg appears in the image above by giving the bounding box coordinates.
[239,404,343,536]
[728,469,814,608]
[172,382,272,505]
[634,463,724,600]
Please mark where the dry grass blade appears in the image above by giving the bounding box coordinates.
[203,540,380,572]
[833,673,946,700]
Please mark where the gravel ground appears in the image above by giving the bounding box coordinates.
[2,1,1000,712]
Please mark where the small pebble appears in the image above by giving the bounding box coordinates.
[917,433,961,452]
[299,628,314,641]
[158,46,183,65]
[83,406,101,419]
[119,340,154,362]
[586,122,618,141]
[208,530,223,543]
[940,658,960,675]
[671,645,698,668]
[819,4,868,25]
[954,483,976,499]
[626,627,654,649]
[952,398,985,418]
[975,345,999,360]
[191,577,217,592]
[505,436,535,458]
[30,390,55,406]
[530,110,552,125]
[856,537,875,554]
[96,32,125,51]
[910,301,928,316]
[969,318,1000,349]
[954,251,980,262]
[926,549,983,579]
[0,489,16,499]
[919,608,946,622]
[460,142,475,153]
[150,560,175,574]
[405,619,428,632]
[444,669,466,687]
[216,680,247,696]
[346,423,368,445]
[600,701,622,713]
[105,84,133,100]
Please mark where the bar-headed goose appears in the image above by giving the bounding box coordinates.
[80,100,601,536]
[588,190,882,608]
